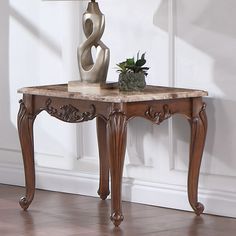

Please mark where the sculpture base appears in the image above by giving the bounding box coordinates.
[68,81,118,93]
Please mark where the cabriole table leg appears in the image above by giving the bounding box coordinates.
[97,117,110,200]
[107,111,127,227]
[17,96,36,210]
[188,98,207,215]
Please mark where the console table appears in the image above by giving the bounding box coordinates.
[17,84,208,227]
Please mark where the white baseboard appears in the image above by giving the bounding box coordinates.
[0,162,236,218]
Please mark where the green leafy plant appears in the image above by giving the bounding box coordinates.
[116,52,149,76]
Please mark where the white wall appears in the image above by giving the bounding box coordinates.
[0,0,236,218]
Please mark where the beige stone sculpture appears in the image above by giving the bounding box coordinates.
[78,0,110,83]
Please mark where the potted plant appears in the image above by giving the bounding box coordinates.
[116,52,149,91]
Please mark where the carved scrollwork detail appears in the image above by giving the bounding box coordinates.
[18,99,36,121]
[18,99,27,125]
[192,103,207,123]
[199,103,207,135]
[145,104,172,125]
[45,98,96,123]
[108,110,127,135]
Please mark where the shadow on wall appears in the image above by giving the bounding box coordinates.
[153,0,236,175]
[0,1,61,151]
[0,1,19,150]
[127,118,152,166]
[126,0,170,168]
[154,0,236,97]
[10,4,61,57]
[0,1,77,170]
[0,1,62,155]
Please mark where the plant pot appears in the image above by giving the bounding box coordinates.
[118,72,146,91]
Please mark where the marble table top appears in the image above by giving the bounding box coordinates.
[18,84,208,103]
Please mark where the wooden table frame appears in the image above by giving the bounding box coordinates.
[17,85,207,227]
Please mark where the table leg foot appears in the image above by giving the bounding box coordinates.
[97,189,110,200]
[110,212,124,227]
[19,196,33,210]
[194,202,204,216]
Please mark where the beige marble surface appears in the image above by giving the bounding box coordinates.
[18,84,208,102]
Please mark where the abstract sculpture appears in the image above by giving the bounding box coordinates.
[78,0,110,83]
[45,0,110,89]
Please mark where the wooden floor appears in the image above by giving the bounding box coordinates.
[0,184,235,236]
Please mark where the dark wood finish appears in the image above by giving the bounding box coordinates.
[17,95,36,210]
[17,84,208,227]
[1,184,236,236]
[96,117,110,200]
[188,98,207,215]
[107,105,128,226]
